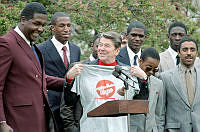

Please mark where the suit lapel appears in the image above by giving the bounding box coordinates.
[164,50,175,69]
[69,42,77,64]
[170,68,190,107]
[192,68,200,106]
[148,76,156,111]
[11,30,42,74]
[45,39,66,73]
[118,46,130,65]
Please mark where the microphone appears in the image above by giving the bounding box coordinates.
[114,65,137,83]
[112,71,134,88]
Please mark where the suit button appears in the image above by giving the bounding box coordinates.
[35,74,39,78]
[43,104,45,107]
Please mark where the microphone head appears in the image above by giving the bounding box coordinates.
[112,71,120,77]
[115,65,122,72]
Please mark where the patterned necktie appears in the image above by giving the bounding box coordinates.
[133,55,138,66]
[176,55,180,65]
[62,46,69,68]
[185,69,194,106]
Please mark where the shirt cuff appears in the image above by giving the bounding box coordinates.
[66,76,74,84]
[0,121,6,123]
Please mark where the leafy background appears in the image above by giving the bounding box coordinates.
[1,0,200,59]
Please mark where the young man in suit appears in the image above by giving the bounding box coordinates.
[118,48,163,132]
[117,20,148,66]
[0,2,65,132]
[160,38,200,132]
[37,12,81,132]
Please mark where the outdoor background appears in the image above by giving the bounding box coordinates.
[1,0,200,59]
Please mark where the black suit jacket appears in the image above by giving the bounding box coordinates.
[116,46,131,66]
[37,38,81,132]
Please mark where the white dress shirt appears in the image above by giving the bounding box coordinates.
[51,36,70,64]
[127,45,141,66]
[14,26,31,46]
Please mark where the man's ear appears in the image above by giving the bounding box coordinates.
[51,25,55,32]
[178,51,180,57]
[138,58,143,66]
[167,34,170,39]
[144,34,148,40]
[20,16,26,25]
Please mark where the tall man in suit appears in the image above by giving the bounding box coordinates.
[38,12,81,132]
[158,22,200,77]
[158,22,187,74]
[118,48,163,132]
[117,20,147,66]
[160,38,200,132]
[0,2,65,132]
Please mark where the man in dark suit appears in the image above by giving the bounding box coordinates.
[0,2,65,132]
[117,20,147,66]
[38,12,81,132]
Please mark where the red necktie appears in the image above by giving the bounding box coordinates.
[62,46,69,68]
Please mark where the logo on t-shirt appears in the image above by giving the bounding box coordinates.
[96,80,115,100]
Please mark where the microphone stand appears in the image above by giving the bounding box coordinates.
[124,77,131,132]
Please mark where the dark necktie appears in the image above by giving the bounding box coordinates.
[62,46,69,68]
[176,55,180,65]
[133,55,138,66]
[31,43,41,66]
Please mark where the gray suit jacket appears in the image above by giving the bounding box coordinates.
[130,76,164,132]
[159,49,175,74]
[160,67,200,132]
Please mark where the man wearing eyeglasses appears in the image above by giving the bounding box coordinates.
[117,20,147,67]
[118,47,164,132]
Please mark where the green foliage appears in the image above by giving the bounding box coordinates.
[1,0,200,58]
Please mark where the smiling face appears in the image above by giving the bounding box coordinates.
[21,13,47,42]
[178,41,198,68]
[127,28,146,54]
[97,37,120,64]
[51,16,72,44]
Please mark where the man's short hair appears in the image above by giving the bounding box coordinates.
[20,2,47,21]
[101,31,122,49]
[92,33,101,44]
[51,12,70,25]
[168,22,187,35]
[177,37,198,52]
[127,20,147,35]
[140,47,160,61]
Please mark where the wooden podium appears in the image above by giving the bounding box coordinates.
[88,100,149,117]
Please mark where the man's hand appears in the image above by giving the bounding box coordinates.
[130,66,147,80]
[0,122,13,132]
[117,87,125,96]
[66,63,83,79]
